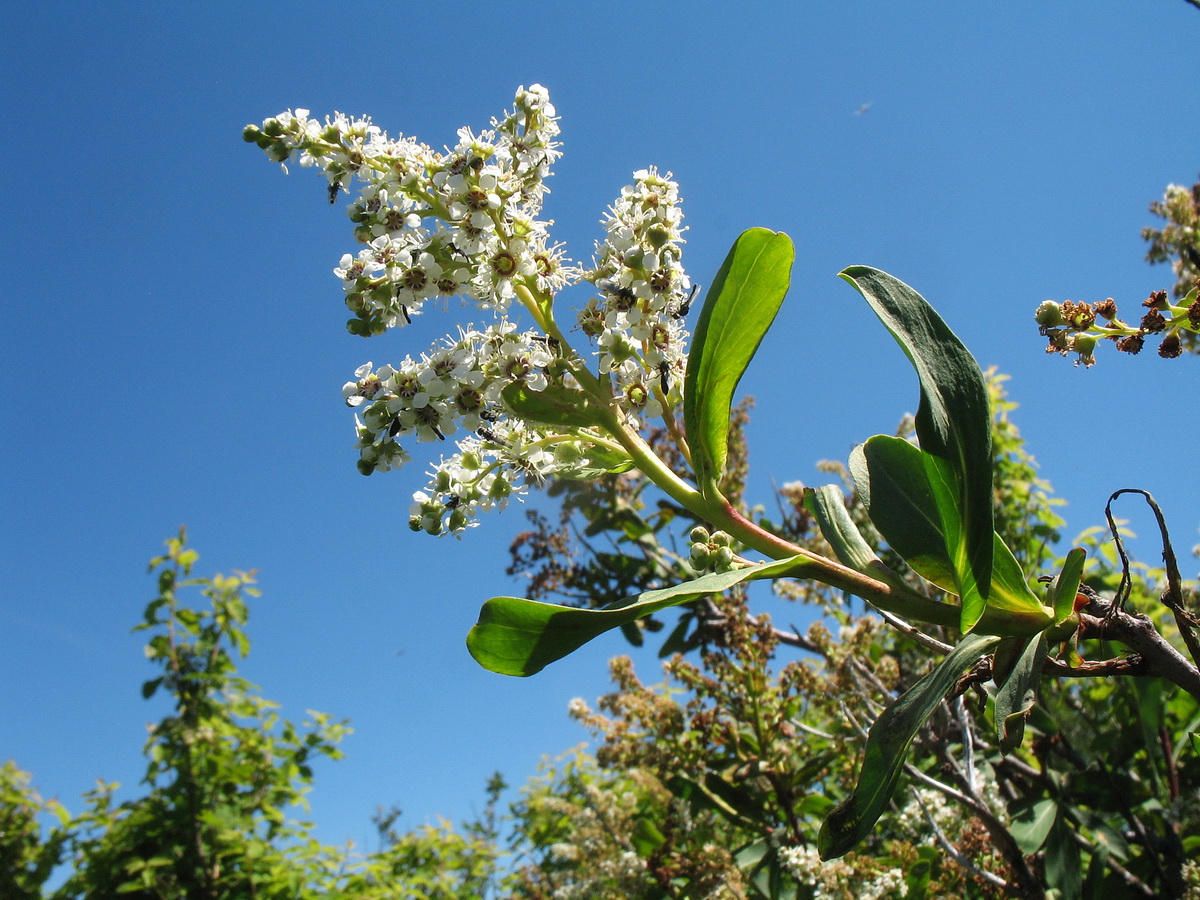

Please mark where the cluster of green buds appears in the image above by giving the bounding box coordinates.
[1034,285,1200,366]
[688,526,742,573]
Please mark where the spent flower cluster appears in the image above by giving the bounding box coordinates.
[247,86,694,536]
[1034,288,1200,366]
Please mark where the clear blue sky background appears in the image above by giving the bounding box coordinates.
[4,0,1198,854]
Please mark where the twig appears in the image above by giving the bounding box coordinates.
[1077,608,1200,700]
[1105,490,1200,667]
[911,785,1009,891]
[872,606,954,655]
[903,765,1040,898]
[1042,656,1146,678]
[1070,831,1158,898]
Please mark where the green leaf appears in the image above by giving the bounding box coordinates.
[684,229,793,498]
[840,267,993,620]
[804,484,880,574]
[993,633,1048,754]
[850,436,959,596]
[468,556,809,676]
[631,816,667,856]
[552,443,634,480]
[1008,798,1058,854]
[1045,812,1083,900]
[501,381,606,428]
[666,774,762,829]
[817,632,1000,859]
[852,435,1050,634]
[1051,547,1087,625]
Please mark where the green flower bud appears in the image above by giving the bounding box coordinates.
[645,223,671,249]
[242,124,262,143]
[689,525,711,544]
[553,443,585,466]
[1034,300,1064,327]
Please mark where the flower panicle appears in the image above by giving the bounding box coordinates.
[249,87,699,536]
[244,86,576,330]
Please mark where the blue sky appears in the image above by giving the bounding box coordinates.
[3,1,1198,853]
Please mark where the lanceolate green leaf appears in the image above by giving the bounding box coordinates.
[467,556,808,676]
[852,435,1050,634]
[850,437,960,597]
[803,484,880,574]
[684,229,793,498]
[840,267,994,622]
[1051,547,1087,625]
[993,633,1049,754]
[817,632,1001,860]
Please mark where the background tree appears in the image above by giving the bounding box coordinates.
[1,532,507,899]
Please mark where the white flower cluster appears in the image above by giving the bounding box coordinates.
[250,88,701,536]
[246,85,572,333]
[342,323,581,535]
[893,763,1005,841]
[534,783,650,900]
[409,419,559,536]
[894,785,957,839]
[583,167,692,425]
[780,845,908,900]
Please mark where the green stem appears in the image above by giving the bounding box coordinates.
[512,286,1043,638]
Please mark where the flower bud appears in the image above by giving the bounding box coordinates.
[1034,300,1063,327]
[645,224,672,249]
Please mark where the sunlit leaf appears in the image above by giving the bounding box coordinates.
[685,229,793,498]
[840,267,993,623]
[803,484,880,574]
[1050,547,1087,625]
[468,556,810,676]
[817,632,1000,859]
[852,435,1050,634]
[501,382,606,428]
